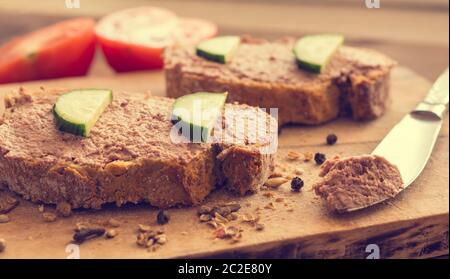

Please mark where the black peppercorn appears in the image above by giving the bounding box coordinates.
[314,152,326,165]
[291,177,304,192]
[326,134,338,145]
[157,210,170,225]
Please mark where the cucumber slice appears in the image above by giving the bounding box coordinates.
[172,92,228,142]
[294,34,344,73]
[196,36,240,64]
[53,89,113,137]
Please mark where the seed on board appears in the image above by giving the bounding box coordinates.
[264,202,276,210]
[56,202,72,217]
[294,167,305,175]
[38,204,45,213]
[105,229,118,239]
[155,234,167,245]
[42,212,57,223]
[197,205,214,215]
[138,224,153,233]
[287,151,301,160]
[73,228,106,243]
[326,134,338,145]
[263,192,274,198]
[223,203,241,214]
[199,214,212,222]
[269,172,283,178]
[242,213,258,223]
[224,226,239,238]
[291,177,305,192]
[314,153,326,165]
[157,210,170,225]
[303,152,313,162]
[213,212,229,224]
[0,214,10,223]
[75,222,89,232]
[265,177,289,188]
[255,223,265,231]
[0,238,6,252]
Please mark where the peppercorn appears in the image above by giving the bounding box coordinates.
[326,134,338,145]
[291,177,304,192]
[314,153,326,165]
[157,210,170,225]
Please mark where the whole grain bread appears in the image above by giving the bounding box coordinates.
[164,36,396,126]
[0,88,277,209]
[313,155,403,213]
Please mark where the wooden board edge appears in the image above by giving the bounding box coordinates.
[179,213,449,259]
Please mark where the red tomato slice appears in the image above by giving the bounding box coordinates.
[0,18,96,84]
[95,7,217,72]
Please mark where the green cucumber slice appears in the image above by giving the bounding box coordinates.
[294,34,344,73]
[196,36,240,64]
[53,89,113,137]
[172,92,228,142]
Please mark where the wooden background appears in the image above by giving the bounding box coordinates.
[0,0,448,80]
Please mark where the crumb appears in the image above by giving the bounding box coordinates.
[263,192,274,198]
[56,202,72,217]
[42,212,57,223]
[294,168,305,175]
[199,214,212,222]
[106,229,118,239]
[255,223,265,231]
[138,224,153,233]
[287,151,301,160]
[304,152,313,162]
[269,172,283,178]
[265,177,289,188]
[264,202,276,210]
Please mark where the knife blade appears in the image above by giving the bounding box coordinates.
[345,68,449,212]
[372,68,448,187]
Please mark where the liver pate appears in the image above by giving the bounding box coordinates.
[164,36,396,125]
[0,88,276,209]
[313,155,403,213]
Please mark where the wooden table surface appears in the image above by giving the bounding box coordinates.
[0,0,448,80]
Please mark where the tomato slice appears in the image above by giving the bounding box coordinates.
[96,7,217,72]
[0,18,96,84]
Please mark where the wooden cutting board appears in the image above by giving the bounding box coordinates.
[0,66,448,259]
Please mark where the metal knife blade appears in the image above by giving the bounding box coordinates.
[372,68,448,188]
[345,68,449,212]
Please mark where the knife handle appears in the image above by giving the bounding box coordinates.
[414,68,449,119]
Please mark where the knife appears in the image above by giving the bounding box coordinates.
[346,68,449,212]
